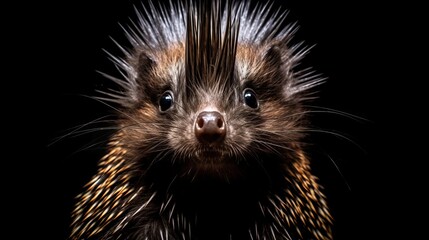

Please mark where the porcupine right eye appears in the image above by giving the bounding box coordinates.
[159,90,174,112]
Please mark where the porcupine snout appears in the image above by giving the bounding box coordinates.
[194,111,226,145]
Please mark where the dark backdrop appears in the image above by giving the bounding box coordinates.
[10,0,415,239]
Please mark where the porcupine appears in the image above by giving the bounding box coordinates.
[69,0,333,239]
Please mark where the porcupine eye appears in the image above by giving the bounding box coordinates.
[243,88,259,109]
[159,90,174,112]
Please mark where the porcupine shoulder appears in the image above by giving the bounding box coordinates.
[69,0,333,239]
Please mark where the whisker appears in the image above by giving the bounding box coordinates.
[325,154,352,192]
[66,135,112,158]
[250,124,365,154]
[63,127,119,139]
[304,105,369,122]
[251,139,294,155]
[79,94,146,127]
[48,115,117,147]
[299,128,366,154]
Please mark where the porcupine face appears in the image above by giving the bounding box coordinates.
[104,0,323,181]
[126,50,295,179]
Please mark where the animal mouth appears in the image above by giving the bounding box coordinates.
[195,147,226,163]
[191,146,246,180]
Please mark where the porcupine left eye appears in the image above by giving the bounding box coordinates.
[159,90,174,112]
[243,88,259,109]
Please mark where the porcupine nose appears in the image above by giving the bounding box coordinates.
[195,111,226,144]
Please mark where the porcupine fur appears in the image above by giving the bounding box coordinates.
[69,0,333,239]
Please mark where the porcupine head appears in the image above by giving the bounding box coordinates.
[70,0,333,239]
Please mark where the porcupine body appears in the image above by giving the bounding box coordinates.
[69,0,333,239]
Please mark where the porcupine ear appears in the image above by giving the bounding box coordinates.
[135,51,157,97]
[263,44,283,68]
[136,53,155,79]
[264,40,324,101]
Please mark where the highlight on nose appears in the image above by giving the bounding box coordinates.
[194,111,226,144]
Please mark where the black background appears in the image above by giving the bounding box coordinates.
[9,0,421,239]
